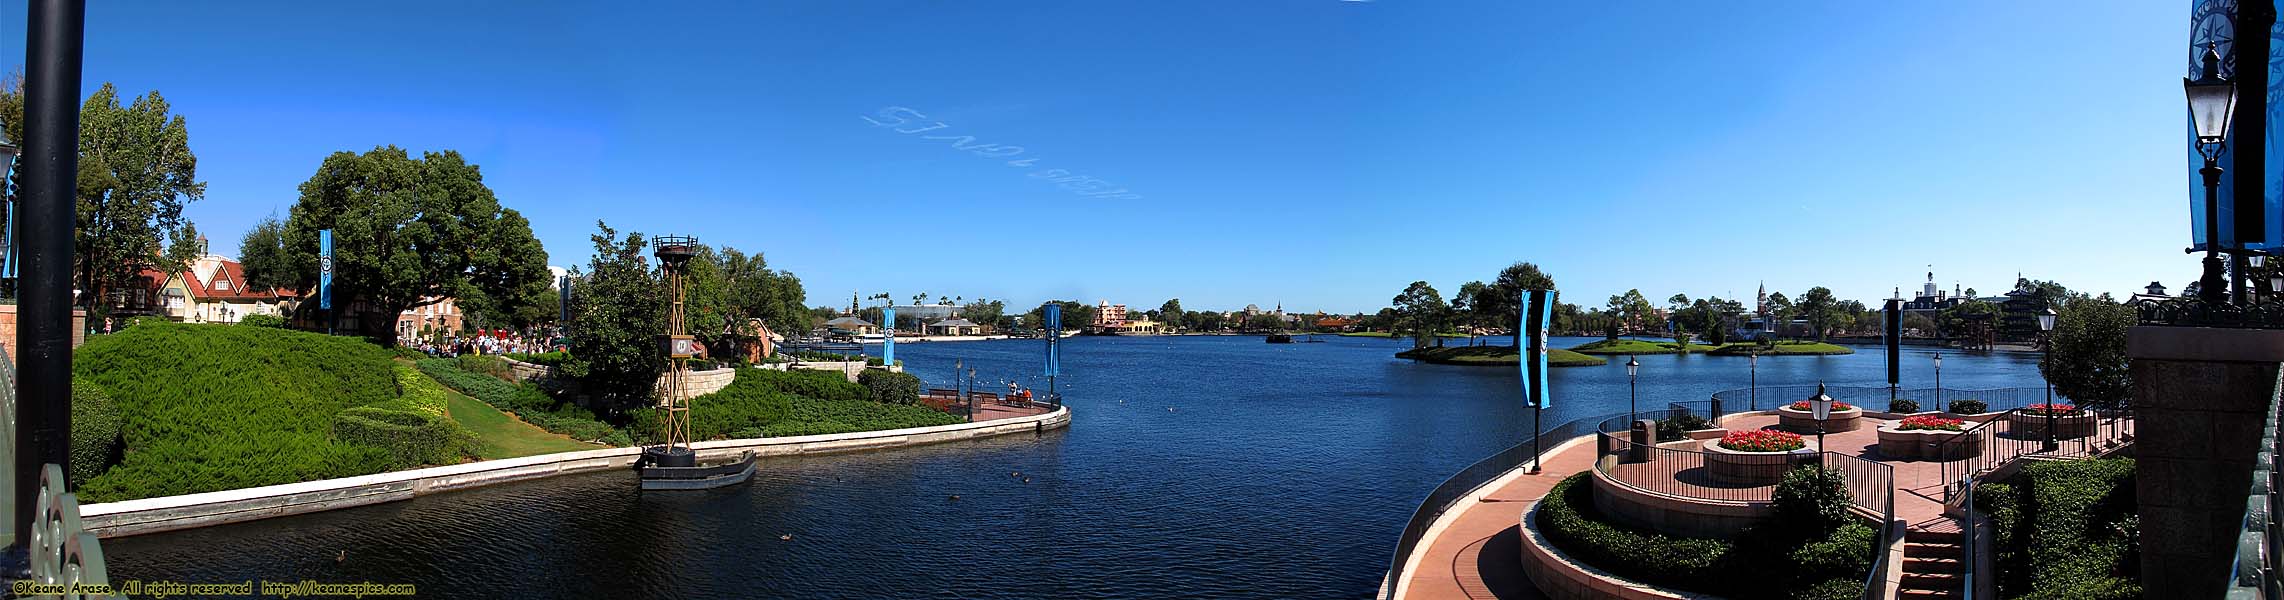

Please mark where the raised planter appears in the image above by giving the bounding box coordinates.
[1777,405,1863,433]
[1702,438,1818,486]
[2005,410,2095,439]
[1875,423,1982,460]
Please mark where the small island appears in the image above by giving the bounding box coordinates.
[1567,339,1718,355]
[1394,345,1607,367]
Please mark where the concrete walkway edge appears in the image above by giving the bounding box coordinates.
[78,406,1071,538]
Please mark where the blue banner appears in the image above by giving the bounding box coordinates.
[1044,304,1063,376]
[883,307,896,367]
[1521,289,1554,409]
[318,229,333,310]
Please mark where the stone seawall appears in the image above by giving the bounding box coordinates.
[79,405,1071,538]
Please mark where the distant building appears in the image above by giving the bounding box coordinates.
[1120,318,1161,335]
[395,297,463,341]
[824,316,878,335]
[113,241,297,325]
[1899,270,1968,317]
[1095,300,1128,328]
[927,318,981,336]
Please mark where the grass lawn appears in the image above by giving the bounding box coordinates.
[442,388,596,459]
[1568,338,1721,355]
[1395,345,1607,367]
[1707,341,1855,356]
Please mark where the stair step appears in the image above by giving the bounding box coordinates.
[1907,529,1964,543]
[1902,572,1962,585]
[1904,543,1962,559]
[1897,589,1959,599]
[1903,556,1962,573]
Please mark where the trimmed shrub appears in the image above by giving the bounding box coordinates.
[416,358,623,444]
[858,369,921,405]
[237,314,288,328]
[1949,399,1988,414]
[1888,398,1920,413]
[1772,466,1854,540]
[634,367,960,442]
[2012,459,2140,599]
[1539,473,1731,587]
[748,368,867,403]
[72,321,405,502]
[456,354,517,382]
[506,350,570,367]
[1655,413,1712,442]
[69,380,123,490]
[330,366,474,469]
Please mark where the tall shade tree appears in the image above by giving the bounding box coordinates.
[1606,289,1654,333]
[279,146,547,345]
[2041,298,2133,409]
[236,214,290,292]
[1392,281,1450,348]
[1795,286,1842,341]
[1475,262,1556,347]
[564,221,665,414]
[1454,280,1487,344]
[1158,299,1184,330]
[0,81,205,319]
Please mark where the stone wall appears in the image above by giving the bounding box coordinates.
[0,305,87,364]
[81,405,1072,537]
[2127,326,2284,598]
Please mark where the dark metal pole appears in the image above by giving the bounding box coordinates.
[13,0,84,559]
[2202,161,2229,303]
[1529,401,1542,474]
[2043,381,2057,452]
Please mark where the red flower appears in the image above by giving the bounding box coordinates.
[1718,429,1806,452]
[2023,403,2081,416]
[1897,415,1963,431]
[1789,400,1853,411]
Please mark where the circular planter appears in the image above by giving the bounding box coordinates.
[1876,424,1982,460]
[1778,405,1863,433]
[2006,410,2095,439]
[1702,438,1819,486]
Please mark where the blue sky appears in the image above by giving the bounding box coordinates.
[0,1,2192,314]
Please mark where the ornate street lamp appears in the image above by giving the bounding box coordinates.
[2038,307,2059,451]
[1626,355,1640,422]
[1808,383,1834,452]
[2186,41,2239,304]
[1932,352,1944,411]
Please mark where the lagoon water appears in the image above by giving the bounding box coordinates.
[104,335,2046,598]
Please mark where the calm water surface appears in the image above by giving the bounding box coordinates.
[105,335,2045,598]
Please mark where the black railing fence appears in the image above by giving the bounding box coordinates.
[1711,384,2071,414]
[1932,407,2135,504]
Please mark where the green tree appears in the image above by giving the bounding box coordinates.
[1158,299,1184,330]
[279,146,547,345]
[1454,281,1487,344]
[1246,312,1286,332]
[962,298,1007,330]
[1795,286,1842,341]
[1606,289,1654,333]
[1476,262,1556,347]
[236,213,291,293]
[1192,310,1225,332]
[2041,299,2133,409]
[563,221,665,415]
[1392,281,1450,348]
[1766,292,1796,337]
[0,81,205,320]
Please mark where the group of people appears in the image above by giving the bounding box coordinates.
[408,330,563,358]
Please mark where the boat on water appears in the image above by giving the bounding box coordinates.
[1266,333,1293,344]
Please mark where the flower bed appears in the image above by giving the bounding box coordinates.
[2005,404,2095,439]
[1778,403,1864,433]
[1789,400,1853,412]
[1877,419,1982,460]
[1705,432,1817,486]
[1896,415,1963,432]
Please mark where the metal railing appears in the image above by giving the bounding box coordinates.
[2227,373,2284,599]
[1932,407,2135,503]
[1,346,123,598]
[2138,297,2284,330]
[1711,384,2065,414]
[1379,411,1609,600]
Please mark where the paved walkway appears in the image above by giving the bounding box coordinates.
[1397,411,2133,600]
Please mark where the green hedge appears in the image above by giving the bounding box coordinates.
[416,358,622,444]
[1539,471,1874,599]
[1949,399,1989,414]
[506,350,570,367]
[749,368,867,403]
[1979,458,2140,599]
[69,380,122,490]
[858,369,921,405]
[633,367,961,442]
[327,365,475,469]
[237,314,287,328]
[455,354,517,381]
[71,322,406,502]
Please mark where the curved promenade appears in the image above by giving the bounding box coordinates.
[79,405,1070,538]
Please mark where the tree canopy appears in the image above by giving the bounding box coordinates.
[2041,298,2132,408]
[0,81,205,320]
[563,221,666,414]
[1393,281,1450,348]
[1473,262,1556,346]
[279,146,548,345]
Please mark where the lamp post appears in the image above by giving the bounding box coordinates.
[1809,383,1833,453]
[1748,352,1759,411]
[1626,355,1640,423]
[2186,41,2239,304]
[1932,352,1943,411]
[2037,307,2058,451]
[968,366,978,422]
